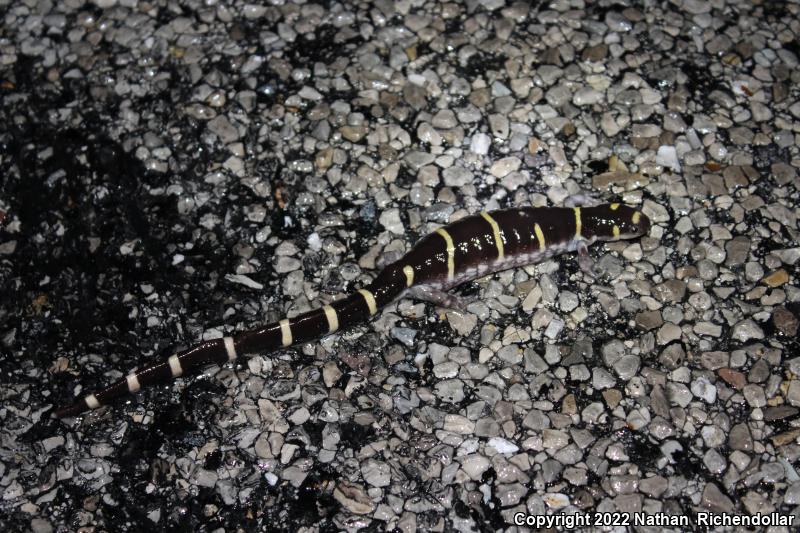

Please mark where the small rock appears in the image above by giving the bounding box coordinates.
[582,44,608,62]
[717,368,746,389]
[573,87,603,105]
[659,344,685,369]
[639,476,668,498]
[701,483,734,513]
[207,115,239,144]
[333,481,375,514]
[460,454,490,480]
[442,165,473,186]
[656,145,680,172]
[773,307,799,336]
[773,429,800,447]
[435,379,466,404]
[543,493,571,509]
[542,429,569,449]
[652,280,686,303]
[361,459,391,487]
[657,323,682,344]
[432,109,458,129]
[379,208,404,234]
[612,355,641,381]
[787,381,800,407]
[340,125,368,142]
[773,248,800,265]
[691,377,717,403]
[725,236,750,266]
[41,436,65,452]
[683,0,711,14]
[701,351,729,370]
[731,319,764,342]
[762,269,789,287]
[703,449,727,474]
[30,519,53,533]
[470,133,491,155]
[487,437,519,454]
[763,406,798,421]
[636,310,663,330]
[447,311,477,337]
[489,157,521,178]
[729,423,753,451]
[742,384,766,407]
[784,482,800,505]
[443,414,475,434]
[603,389,622,408]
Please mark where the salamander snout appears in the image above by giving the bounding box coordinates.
[581,204,651,241]
[610,206,651,239]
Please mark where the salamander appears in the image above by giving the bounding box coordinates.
[53,203,650,418]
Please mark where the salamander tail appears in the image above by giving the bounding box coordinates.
[52,285,397,418]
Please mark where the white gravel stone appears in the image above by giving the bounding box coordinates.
[442,165,473,186]
[731,319,765,342]
[460,454,491,480]
[573,87,603,105]
[655,145,681,172]
[470,133,491,154]
[361,459,391,487]
[379,208,404,234]
[542,493,570,509]
[487,437,519,454]
[489,156,521,178]
[690,377,717,403]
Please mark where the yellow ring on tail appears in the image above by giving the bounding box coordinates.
[358,289,378,316]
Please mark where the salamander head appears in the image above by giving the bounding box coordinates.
[582,204,650,241]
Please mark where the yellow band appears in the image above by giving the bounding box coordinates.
[534,223,546,251]
[481,211,504,261]
[323,305,339,333]
[436,228,456,280]
[279,318,292,347]
[357,289,378,316]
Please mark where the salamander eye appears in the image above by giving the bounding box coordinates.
[631,210,650,235]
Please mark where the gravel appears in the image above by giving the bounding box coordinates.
[1,0,799,530]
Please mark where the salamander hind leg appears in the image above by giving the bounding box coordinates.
[408,285,472,312]
[376,250,404,269]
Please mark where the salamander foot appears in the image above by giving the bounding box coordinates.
[408,285,473,312]
[576,241,605,279]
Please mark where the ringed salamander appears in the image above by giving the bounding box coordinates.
[54,203,650,418]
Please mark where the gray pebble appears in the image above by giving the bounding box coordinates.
[361,459,390,487]
[729,423,753,452]
[702,483,734,513]
[442,165,473,186]
[731,319,765,342]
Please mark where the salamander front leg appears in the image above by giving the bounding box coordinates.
[576,240,602,278]
[408,285,472,312]
[377,251,404,269]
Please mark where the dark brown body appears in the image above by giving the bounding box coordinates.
[54,203,650,418]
